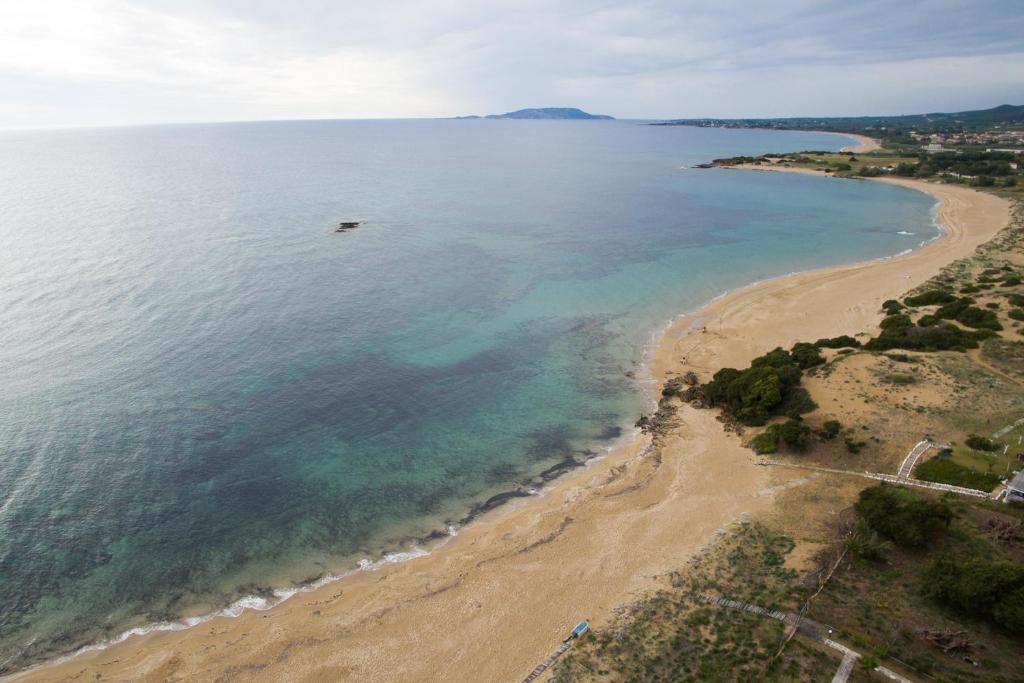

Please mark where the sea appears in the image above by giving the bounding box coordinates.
[0,119,937,671]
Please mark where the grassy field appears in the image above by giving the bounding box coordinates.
[915,452,1004,491]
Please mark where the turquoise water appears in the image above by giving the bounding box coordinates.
[0,120,935,670]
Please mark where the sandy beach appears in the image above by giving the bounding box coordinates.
[838,133,882,153]
[12,173,1010,683]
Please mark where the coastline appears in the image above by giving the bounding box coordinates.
[11,175,1011,682]
[837,132,881,153]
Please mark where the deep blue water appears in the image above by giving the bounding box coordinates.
[0,120,935,669]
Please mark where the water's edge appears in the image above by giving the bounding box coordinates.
[10,156,955,679]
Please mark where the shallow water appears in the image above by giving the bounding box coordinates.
[0,120,936,668]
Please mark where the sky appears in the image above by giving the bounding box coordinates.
[1,0,1023,128]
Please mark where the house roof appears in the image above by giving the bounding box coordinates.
[1009,470,1024,492]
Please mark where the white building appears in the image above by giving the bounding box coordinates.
[1007,470,1024,504]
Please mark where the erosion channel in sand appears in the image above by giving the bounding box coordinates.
[13,171,1010,683]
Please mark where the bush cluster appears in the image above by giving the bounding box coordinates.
[864,312,995,352]
[925,557,1024,634]
[933,298,1002,330]
[882,299,904,315]
[965,434,997,451]
[702,346,817,426]
[855,485,953,548]
[904,290,957,307]
[814,335,861,349]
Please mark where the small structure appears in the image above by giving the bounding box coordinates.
[563,620,589,643]
[336,221,362,233]
[1006,470,1024,504]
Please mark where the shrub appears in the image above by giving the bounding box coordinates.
[917,314,940,327]
[1009,308,1024,322]
[882,299,904,315]
[777,386,817,418]
[778,418,810,450]
[880,313,913,330]
[925,557,1024,634]
[961,284,981,294]
[904,290,956,307]
[749,429,779,454]
[702,348,808,426]
[814,335,861,349]
[1008,293,1024,306]
[790,342,824,369]
[856,485,953,548]
[949,304,1002,331]
[1003,276,1022,286]
[865,321,994,352]
[819,420,842,440]
[965,434,997,451]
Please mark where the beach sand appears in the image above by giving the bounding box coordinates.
[838,133,882,153]
[12,176,1010,683]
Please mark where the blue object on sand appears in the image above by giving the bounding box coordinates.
[571,621,589,638]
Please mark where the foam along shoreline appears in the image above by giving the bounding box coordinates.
[12,174,1010,683]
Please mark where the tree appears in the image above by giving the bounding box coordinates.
[855,485,952,548]
[778,418,810,450]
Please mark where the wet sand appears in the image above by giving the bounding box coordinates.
[13,176,1010,683]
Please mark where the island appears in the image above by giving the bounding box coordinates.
[455,107,614,120]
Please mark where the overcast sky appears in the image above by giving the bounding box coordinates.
[1,0,1023,128]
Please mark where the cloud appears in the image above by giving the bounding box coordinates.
[0,0,1021,127]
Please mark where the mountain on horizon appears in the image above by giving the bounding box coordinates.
[456,107,614,120]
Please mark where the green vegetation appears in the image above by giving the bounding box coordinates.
[819,420,841,440]
[855,485,952,548]
[904,289,956,306]
[966,434,998,451]
[749,429,779,454]
[881,299,904,315]
[914,454,1001,492]
[657,104,1024,144]
[864,312,995,351]
[751,418,812,454]
[933,298,1002,330]
[925,557,1024,634]
[813,335,861,349]
[789,342,824,369]
[702,347,815,426]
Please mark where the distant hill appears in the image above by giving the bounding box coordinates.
[457,107,614,120]
[653,104,1024,138]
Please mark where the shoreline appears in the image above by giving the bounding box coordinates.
[11,174,1010,682]
[836,132,881,153]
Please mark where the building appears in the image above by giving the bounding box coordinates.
[1007,470,1024,504]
